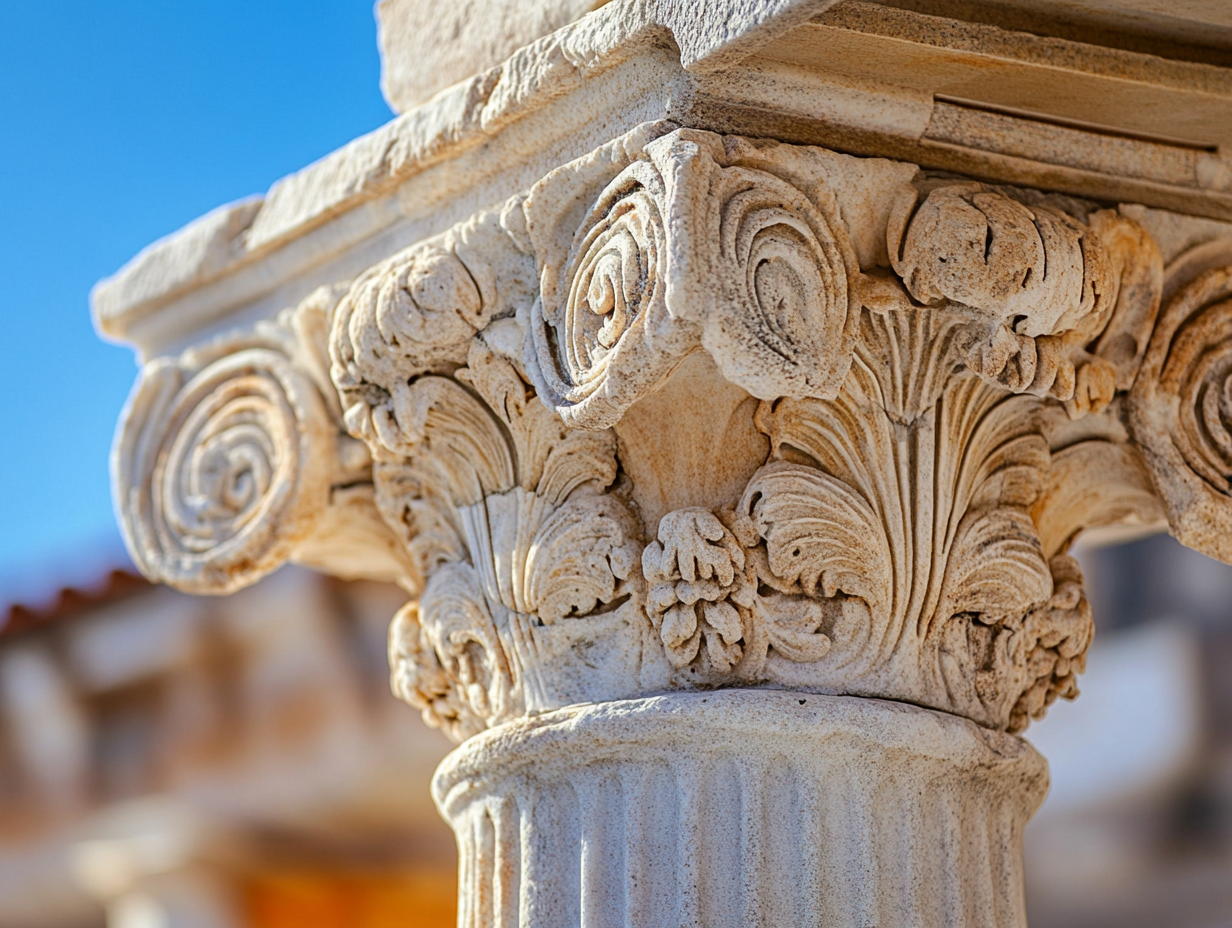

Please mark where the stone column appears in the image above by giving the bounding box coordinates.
[97,3,1232,925]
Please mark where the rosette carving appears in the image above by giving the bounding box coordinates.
[890,182,1098,336]
[1130,261,1232,561]
[114,309,336,594]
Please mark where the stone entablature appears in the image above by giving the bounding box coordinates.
[96,3,1232,925]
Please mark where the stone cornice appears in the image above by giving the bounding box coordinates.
[93,0,1232,361]
[91,0,841,355]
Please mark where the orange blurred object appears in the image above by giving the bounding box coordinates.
[246,868,457,928]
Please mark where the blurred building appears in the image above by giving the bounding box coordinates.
[1026,534,1232,928]
[0,566,456,928]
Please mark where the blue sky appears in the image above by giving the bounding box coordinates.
[0,1,394,602]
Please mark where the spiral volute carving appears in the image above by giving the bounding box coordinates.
[530,160,674,429]
[1130,265,1232,561]
[1170,299,1232,493]
[115,347,334,594]
[706,168,855,400]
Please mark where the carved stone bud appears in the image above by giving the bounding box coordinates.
[889,183,1094,336]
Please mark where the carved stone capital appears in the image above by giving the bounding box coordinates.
[109,122,1232,927]
[232,126,1183,744]
[111,125,1232,738]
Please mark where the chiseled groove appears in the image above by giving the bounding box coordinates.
[522,775,582,928]
[826,766,879,925]
[759,757,800,928]
[457,812,473,928]
[520,791,535,928]
[1002,807,1030,927]
[580,768,628,928]
[737,756,764,926]
[874,761,925,926]
[932,779,966,928]
[963,789,996,928]
[611,770,630,928]
[578,772,602,928]
[637,759,681,928]
[469,809,485,928]
[674,754,706,927]
[494,795,521,928]
[477,806,497,928]
[559,778,583,928]
[795,759,825,928]
[990,800,1023,927]
[700,755,744,928]
[435,693,1045,927]
[618,763,645,928]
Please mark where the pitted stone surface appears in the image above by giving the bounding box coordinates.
[97,5,1232,926]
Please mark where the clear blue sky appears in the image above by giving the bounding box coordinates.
[0,1,394,602]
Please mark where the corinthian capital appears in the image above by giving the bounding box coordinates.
[297,127,1181,744]
[105,96,1232,922]
[91,2,1232,921]
[109,124,1232,742]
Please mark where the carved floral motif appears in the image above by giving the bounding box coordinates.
[331,235,645,736]
[642,508,830,675]
[887,182,1162,420]
[525,130,860,429]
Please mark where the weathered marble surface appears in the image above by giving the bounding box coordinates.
[96,2,1232,925]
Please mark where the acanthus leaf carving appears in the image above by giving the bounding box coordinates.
[730,360,1067,731]
[330,210,529,456]
[739,461,889,619]
[335,270,649,736]
[109,125,1221,743]
[363,132,1184,736]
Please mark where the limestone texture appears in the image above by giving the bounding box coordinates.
[97,3,1232,925]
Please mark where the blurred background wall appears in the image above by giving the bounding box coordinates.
[1025,534,1232,928]
[0,567,456,928]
